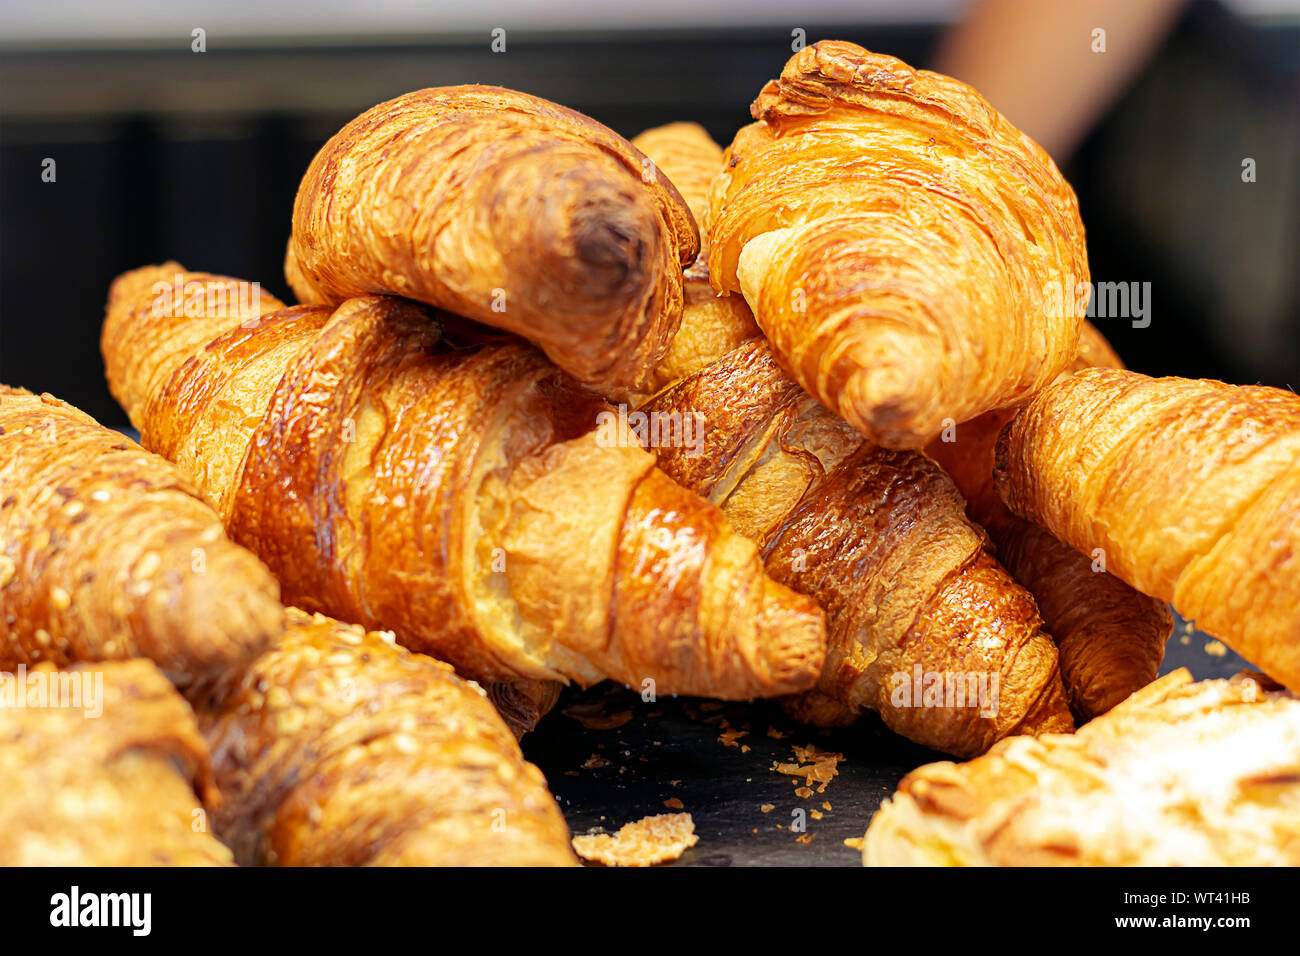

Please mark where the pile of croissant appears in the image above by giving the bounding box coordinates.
[2,40,1296,867]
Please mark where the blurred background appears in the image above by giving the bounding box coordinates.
[1,0,1296,425]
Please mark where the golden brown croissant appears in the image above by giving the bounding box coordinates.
[863,669,1300,866]
[708,40,1087,448]
[0,385,281,683]
[0,659,232,866]
[995,367,1300,691]
[926,323,1172,720]
[286,86,699,395]
[192,608,576,866]
[485,678,565,741]
[644,339,1073,757]
[629,122,761,396]
[102,264,825,700]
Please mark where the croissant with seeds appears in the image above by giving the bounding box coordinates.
[0,659,232,866]
[193,608,577,866]
[0,385,281,683]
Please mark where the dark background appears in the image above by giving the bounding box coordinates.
[0,1,1296,426]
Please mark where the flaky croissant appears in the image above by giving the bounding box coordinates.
[192,608,576,866]
[995,367,1300,691]
[102,264,825,700]
[0,385,281,683]
[286,86,699,395]
[644,339,1073,757]
[0,659,232,866]
[629,122,760,397]
[926,323,1172,721]
[708,41,1087,448]
[864,669,1300,866]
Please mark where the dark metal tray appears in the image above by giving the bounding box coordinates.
[523,615,1251,866]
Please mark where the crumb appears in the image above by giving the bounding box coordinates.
[773,744,844,793]
[822,802,832,812]
[740,745,750,753]
[766,726,789,739]
[581,753,610,770]
[564,770,579,777]
[760,804,775,814]
[811,809,823,820]
[668,779,681,787]
[843,837,864,851]
[1179,634,1191,645]
[718,719,748,748]
[663,797,684,810]
[795,786,813,798]
[572,813,698,867]
[1205,639,1228,657]
[796,834,814,845]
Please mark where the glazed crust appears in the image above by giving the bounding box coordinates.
[645,339,1073,757]
[0,386,282,683]
[708,41,1087,448]
[193,608,576,866]
[864,669,1300,866]
[0,659,232,866]
[629,122,760,397]
[102,264,825,699]
[287,86,699,395]
[926,323,1172,721]
[995,368,1300,691]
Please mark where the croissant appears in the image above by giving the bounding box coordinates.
[863,669,1300,866]
[192,608,575,866]
[644,339,1073,757]
[995,367,1300,691]
[926,323,1172,720]
[485,678,564,740]
[0,385,281,683]
[102,264,825,700]
[286,86,699,395]
[708,40,1087,448]
[629,122,760,397]
[0,659,232,866]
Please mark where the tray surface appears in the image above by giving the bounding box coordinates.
[524,616,1252,866]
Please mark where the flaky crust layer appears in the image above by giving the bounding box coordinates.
[288,86,699,394]
[0,659,231,866]
[629,122,760,398]
[864,670,1300,866]
[194,608,576,866]
[103,265,825,699]
[995,368,1300,691]
[709,41,1086,447]
[0,386,282,683]
[645,340,1073,756]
